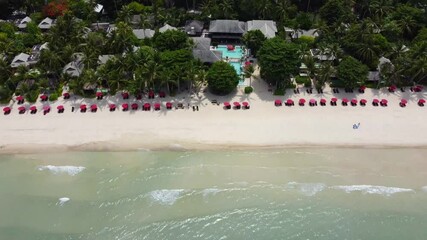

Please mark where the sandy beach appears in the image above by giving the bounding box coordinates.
[1,77,426,153]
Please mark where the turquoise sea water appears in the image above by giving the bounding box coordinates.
[0,148,427,239]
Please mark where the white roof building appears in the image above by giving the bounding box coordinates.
[246,20,277,38]
[132,29,155,39]
[159,24,177,33]
[38,17,55,30]
[11,53,30,68]
[17,16,31,29]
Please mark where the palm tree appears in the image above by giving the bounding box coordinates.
[244,64,255,87]
[256,0,273,19]
[118,5,135,24]
[356,44,377,65]
[409,56,427,84]
[317,62,335,88]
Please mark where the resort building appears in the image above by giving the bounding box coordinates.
[291,29,319,39]
[17,16,31,29]
[38,17,55,30]
[208,20,246,44]
[63,56,84,77]
[132,29,155,40]
[185,20,204,36]
[159,24,177,33]
[310,48,336,61]
[246,20,277,39]
[10,53,30,68]
[192,37,222,64]
[98,55,115,65]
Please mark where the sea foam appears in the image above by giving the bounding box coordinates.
[332,185,414,196]
[38,165,86,176]
[149,189,185,205]
[285,182,326,196]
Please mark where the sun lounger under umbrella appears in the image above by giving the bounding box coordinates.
[233,102,241,109]
[131,103,138,110]
[40,94,48,101]
[57,105,64,113]
[154,103,161,110]
[159,91,166,98]
[96,92,103,99]
[372,99,379,106]
[166,102,173,109]
[29,106,37,114]
[400,99,407,107]
[18,106,26,114]
[309,99,316,106]
[381,99,388,106]
[80,104,87,112]
[351,99,358,106]
[342,98,349,105]
[16,95,24,104]
[143,103,151,111]
[242,102,250,109]
[122,103,129,111]
[388,85,397,92]
[43,105,50,115]
[286,99,294,106]
[109,104,116,111]
[122,92,129,99]
[360,99,367,106]
[63,92,70,99]
[224,102,231,109]
[299,98,306,106]
[90,104,97,112]
[274,99,282,106]
[148,91,155,99]
[358,86,366,93]
[3,107,11,115]
[418,99,425,106]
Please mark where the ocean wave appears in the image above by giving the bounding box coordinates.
[38,165,86,176]
[201,188,223,197]
[331,185,414,196]
[285,182,326,196]
[149,189,185,205]
[57,197,70,206]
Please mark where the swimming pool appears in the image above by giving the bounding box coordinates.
[230,62,242,76]
[216,45,243,59]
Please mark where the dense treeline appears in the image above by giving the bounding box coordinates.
[0,0,427,101]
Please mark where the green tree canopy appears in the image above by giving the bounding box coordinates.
[242,30,266,57]
[153,30,191,52]
[319,0,354,25]
[257,37,300,87]
[337,56,369,89]
[206,61,239,95]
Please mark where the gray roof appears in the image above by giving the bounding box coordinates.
[132,29,155,39]
[38,17,55,29]
[159,24,177,33]
[191,37,222,63]
[63,61,84,77]
[246,20,277,38]
[11,53,30,68]
[17,16,31,29]
[367,71,380,81]
[292,29,319,38]
[310,48,335,61]
[90,22,110,31]
[185,20,204,35]
[209,20,245,34]
[98,55,115,65]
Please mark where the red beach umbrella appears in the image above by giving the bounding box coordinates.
[90,104,97,110]
[299,98,306,103]
[3,107,11,112]
[242,102,249,106]
[360,99,367,104]
[331,98,337,102]
[122,92,129,98]
[56,105,64,110]
[131,103,138,109]
[154,103,161,108]
[309,99,316,104]
[274,99,282,105]
[351,99,357,104]
[320,99,327,103]
[18,106,26,111]
[166,102,172,108]
[359,86,366,90]
[43,105,50,111]
[80,104,87,109]
[227,45,234,50]
[233,102,240,106]
[109,104,116,109]
[286,99,294,104]
[16,96,24,101]
[224,102,231,106]
[63,92,70,97]
[144,103,151,108]
[381,99,388,104]
[419,99,426,104]
[342,98,349,103]
[416,85,423,90]
[401,99,408,104]
[96,92,103,97]
[373,99,379,103]
[122,103,129,109]
[40,94,48,100]
[29,106,37,111]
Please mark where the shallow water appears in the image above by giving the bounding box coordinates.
[0,148,426,239]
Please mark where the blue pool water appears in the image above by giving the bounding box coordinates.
[230,62,242,76]
[216,45,243,59]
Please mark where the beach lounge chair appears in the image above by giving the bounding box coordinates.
[3,107,11,115]
[418,99,425,106]
[372,99,379,106]
[224,102,231,109]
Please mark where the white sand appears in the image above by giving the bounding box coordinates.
[1,77,427,153]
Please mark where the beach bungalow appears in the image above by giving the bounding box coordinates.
[10,53,30,68]
[208,20,246,44]
[17,16,31,29]
[291,29,319,39]
[27,42,49,65]
[159,23,177,33]
[185,20,204,36]
[191,37,222,64]
[132,29,155,39]
[38,17,55,30]
[63,60,84,77]
[246,20,277,39]
[98,55,115,65]
[310,48,336,61]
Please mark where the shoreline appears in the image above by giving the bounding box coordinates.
[1,80,427,154]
